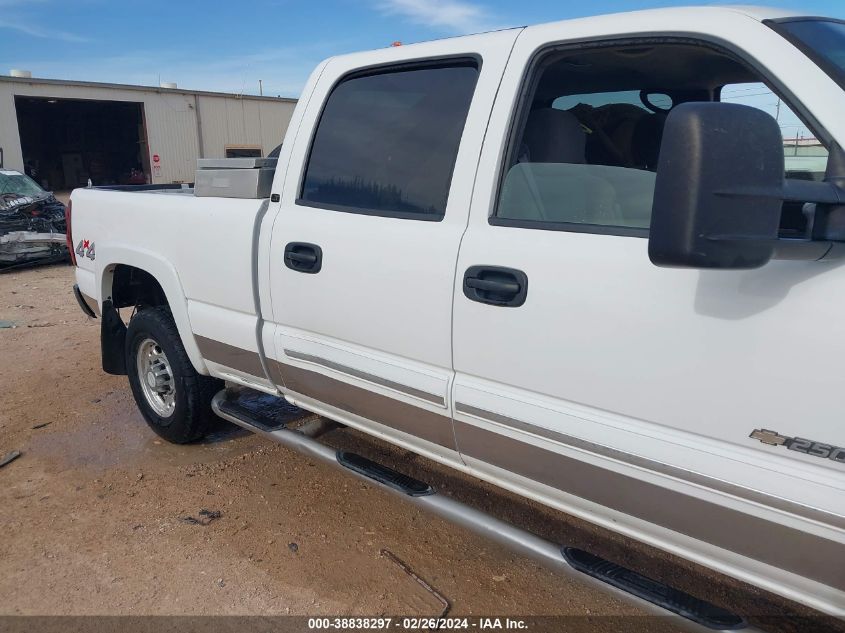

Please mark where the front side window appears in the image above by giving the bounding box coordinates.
[721,82,828,182]
[300,60,479,220]
[493,40,823,236]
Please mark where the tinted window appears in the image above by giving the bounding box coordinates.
[774,19,845,91]
[301,61,479,219]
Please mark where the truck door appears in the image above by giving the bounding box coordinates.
[263,31,520,461]
[452,13,845,602]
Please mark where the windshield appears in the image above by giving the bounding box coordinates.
[773,19,845,90]
[0,170,46,198]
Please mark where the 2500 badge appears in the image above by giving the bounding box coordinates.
[750,429,845,465]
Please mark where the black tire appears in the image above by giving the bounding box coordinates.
[125,306,222,443]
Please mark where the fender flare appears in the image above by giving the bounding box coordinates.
[96,245,209,375]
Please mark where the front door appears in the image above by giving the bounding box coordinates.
[452,15,845,606]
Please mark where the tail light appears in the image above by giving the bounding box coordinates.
[65,199,76,266]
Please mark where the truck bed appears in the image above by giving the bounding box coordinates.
[70,186,269,378]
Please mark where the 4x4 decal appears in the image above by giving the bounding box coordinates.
[75,240,95,260]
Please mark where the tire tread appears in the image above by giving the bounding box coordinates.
[126,306,222,444]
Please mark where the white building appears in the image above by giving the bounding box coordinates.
[0,72,297,191]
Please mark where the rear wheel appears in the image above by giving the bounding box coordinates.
[125,307,222,443]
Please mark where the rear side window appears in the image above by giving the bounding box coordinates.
[300,60,479,220]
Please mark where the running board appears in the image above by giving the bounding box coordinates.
[337,451,434,497]
[216,388,304,432]
[211,390,756,633]
[563,548,745,630]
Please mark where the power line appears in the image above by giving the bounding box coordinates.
[721,92,775,99]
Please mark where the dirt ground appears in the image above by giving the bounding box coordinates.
[0,265,839,632]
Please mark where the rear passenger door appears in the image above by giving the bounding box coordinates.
[265,32,520,461]
[452,16,845,590]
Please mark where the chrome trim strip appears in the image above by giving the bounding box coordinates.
[456,403,845,533]
[453,417,845,591]
[195,336,266,378]
[283,348,446,406]
[272,360,456,449]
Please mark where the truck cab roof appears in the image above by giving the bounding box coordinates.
[324,5,803,66]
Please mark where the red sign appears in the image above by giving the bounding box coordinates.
[152,154,160,164]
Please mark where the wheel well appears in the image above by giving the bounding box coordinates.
[110,265,168,309]
[101,265,169,376]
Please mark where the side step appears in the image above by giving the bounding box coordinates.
[216,390,303,432]
[211,390,754,633]
[563,548,745,630]
[337,451,434,497]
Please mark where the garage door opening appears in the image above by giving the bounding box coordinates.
[14,96,150,192]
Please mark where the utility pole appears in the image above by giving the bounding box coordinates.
[259,79,263,96]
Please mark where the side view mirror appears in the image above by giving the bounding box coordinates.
[649,102,784,269]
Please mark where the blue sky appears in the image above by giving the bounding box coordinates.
[0,0,843,98]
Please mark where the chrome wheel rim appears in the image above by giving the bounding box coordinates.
[136,338,176,417]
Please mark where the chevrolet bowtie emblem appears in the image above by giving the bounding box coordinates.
[749,428,843,466]
[749,429,789,446]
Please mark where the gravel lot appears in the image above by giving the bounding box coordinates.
[0,264,839,632]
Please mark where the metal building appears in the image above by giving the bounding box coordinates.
[0,72,297,192]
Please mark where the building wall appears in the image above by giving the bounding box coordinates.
[0,78,296,185]
[195,95,293,159]
[143,90,202,183]
[0,82,28,172]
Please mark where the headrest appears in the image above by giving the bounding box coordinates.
[522,108,586,164]
[632,113,667,170]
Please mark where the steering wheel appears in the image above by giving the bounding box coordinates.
[639,90,673,114]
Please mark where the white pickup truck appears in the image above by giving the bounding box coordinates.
[70,6,845,626]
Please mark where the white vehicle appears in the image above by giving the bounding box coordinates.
[70,7,845,626]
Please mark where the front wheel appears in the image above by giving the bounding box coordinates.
[125,306,222,443]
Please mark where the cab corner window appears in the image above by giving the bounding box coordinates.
[494,41,825,237]
[300,60,479,220]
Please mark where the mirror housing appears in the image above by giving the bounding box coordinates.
[649,102,784,269]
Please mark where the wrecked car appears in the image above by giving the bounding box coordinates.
[0,169,67,267]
